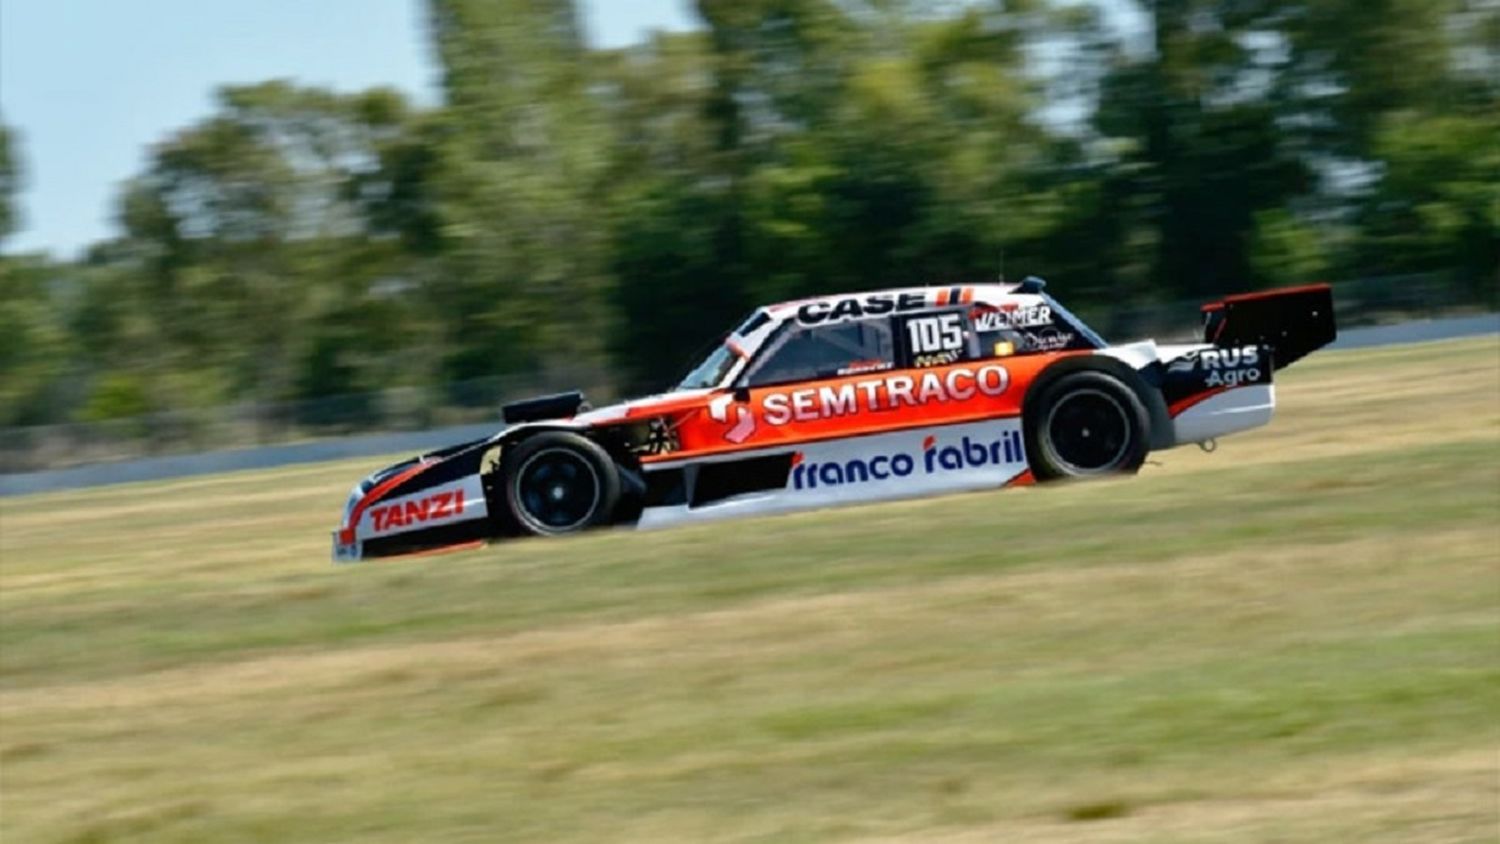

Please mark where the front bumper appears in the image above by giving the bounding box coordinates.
[332,532,363,563]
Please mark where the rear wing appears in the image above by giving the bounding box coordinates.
[1202,284,1336,370]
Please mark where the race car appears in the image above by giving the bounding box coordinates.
[332,278,1336,561]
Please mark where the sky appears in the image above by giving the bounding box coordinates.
[0,0,700,257]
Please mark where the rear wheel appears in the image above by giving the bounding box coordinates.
[502,432,620,536]
[1025,370,1149,481]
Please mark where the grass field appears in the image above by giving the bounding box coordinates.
[2,337,1498,843]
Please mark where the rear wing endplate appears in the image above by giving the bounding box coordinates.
[1202,284,1336,370]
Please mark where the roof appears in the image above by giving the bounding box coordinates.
[762,278,1048,320]
[724,278,1052,364]
[762,280,1044,323]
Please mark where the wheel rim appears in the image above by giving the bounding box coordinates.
[1044,388,1131,474]
[513,447,601,533]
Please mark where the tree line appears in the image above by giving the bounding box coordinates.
[1,0,1495,430]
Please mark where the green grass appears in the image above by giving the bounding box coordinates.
[2,337,1498,843]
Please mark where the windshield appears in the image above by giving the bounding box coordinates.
[676,342,740,390]
[1041,293,1107,348]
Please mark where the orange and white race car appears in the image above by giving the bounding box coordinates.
[332,278,1335,561]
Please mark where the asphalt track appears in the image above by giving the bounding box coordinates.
[1325,313,1498,350]
[2,312,1495,498]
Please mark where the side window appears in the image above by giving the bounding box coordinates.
[969,300,1092,356]
[899,310,980,367]
[743,319,895,387]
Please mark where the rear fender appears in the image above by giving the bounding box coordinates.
[1026,351,1174,451]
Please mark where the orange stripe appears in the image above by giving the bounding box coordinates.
[639,409,1028,466]
[632,350,1091,464]
[1221,282,1331,303]
[1202,282,1331,312]
[1007,469,1036,487]
[935,288,950,305]
[960,287,974,304]
[339,461,434,545]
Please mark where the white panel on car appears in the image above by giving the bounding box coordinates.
[638,418,1028,529]
[1172,385,1275,445]
[1095,340,1161,370]
[353,475,489,542]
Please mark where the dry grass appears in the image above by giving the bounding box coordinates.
[2,336,1498,843]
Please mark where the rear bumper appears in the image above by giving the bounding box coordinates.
[1151,283,1336,447]
[1170,384,1275,445]
[1156,338,1278,447]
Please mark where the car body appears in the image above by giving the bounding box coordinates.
[332,278,1336,561]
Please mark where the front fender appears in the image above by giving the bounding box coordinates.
[331,418,617,562]
[332,435,499,562]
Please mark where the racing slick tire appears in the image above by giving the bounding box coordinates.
[1025,370,1150,481]
[500,431,621,536]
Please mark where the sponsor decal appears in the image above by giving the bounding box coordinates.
[708,394,757,443]
[789,430,1025,490]
[905,313,965,354]
[1168,344,1263,388]
[763,364,1009,426]
[971,302,1051,331]
[1019,329,1075,352]
[797,292,928,325]
[913,350,961,368]
[836,359,895,377]
[369,488,466,534]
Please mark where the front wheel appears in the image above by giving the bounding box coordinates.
[1025,370,1149,481]
[501,432,621,536]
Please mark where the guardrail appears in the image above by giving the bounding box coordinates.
[4,315,1493,497]
[2,272,1493,477]
[0,366,613,475]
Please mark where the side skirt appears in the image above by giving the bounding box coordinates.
[636,418,1030,530]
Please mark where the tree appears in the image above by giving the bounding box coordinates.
[426,0,614,385]
[0,118,19,244]
[107,82,438,412]
[0,256,70,426]
[8,0,1496,440]
[1350,110,1500,297]
[591,31,753,390]
[598,2,1111,388]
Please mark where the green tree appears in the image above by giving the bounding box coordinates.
[426,0,613,386]
[0,256,69,426]
[1083,1,1312,298]
[1075,0,1496,299]
[1350,110,1500,297]
[9,0,1497,439]
[109,82,438,412]
[600,2,1070,388]
[0,118,19,245]
[592,31,752,390]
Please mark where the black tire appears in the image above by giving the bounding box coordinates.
[501,431,621,536]
[1025,370,1150,481]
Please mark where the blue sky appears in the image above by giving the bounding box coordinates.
[0,0,699,257]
